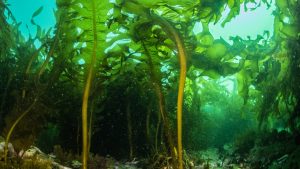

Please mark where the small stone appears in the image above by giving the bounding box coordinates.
[21,146,45,158]
[0,141,16,157]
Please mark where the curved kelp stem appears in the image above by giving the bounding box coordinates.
[142,40,176,160]
[22,44,45,98]
[121,4,186,167]
[26,44,45,76]
[35,26,60,84]
[81,0,98,168]
[149,14,187,169]
[4,98,37,164]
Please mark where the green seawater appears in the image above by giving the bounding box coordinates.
[0,0,299,168]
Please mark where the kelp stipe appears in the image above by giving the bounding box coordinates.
[23,44,45,98]
[51,0,114,167]
[150,14,187,169]
[122,1,187,168]
[3,98,37,163]
[141,40,176,159]
[35,27,60,84]
[80,0,98,167]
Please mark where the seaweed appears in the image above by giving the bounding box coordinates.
[0,0,300,168]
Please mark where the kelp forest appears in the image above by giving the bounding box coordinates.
[0,0,300,168]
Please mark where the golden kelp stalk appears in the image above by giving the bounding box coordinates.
[151,15,187,169]
[123,1,187,168]
[81,0,98,168]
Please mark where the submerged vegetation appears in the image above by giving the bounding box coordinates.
[0,0,300,168]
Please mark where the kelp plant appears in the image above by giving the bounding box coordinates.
[1,0,300,168]
[67,0,113,168]
[120,0,188,168]
[74,0,188,168]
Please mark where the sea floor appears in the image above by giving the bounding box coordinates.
[1,130,299,169]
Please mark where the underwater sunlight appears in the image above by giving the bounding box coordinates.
[213,1,275,42]
[6,0,56,39]
[1,0,300,169]
[194,0,276,44]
